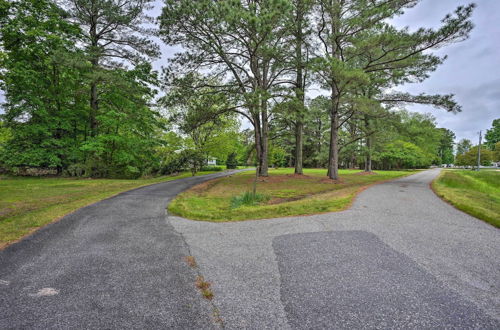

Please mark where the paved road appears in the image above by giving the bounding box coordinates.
[171,169,500,329]
[0,171,242,329]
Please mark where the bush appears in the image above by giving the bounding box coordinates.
[270,146,287,168]
[161,154,185,175]
[122,165,141,179]
[65,163,86,177]
[230,192,269,208]
[226,152,238,169]
[200,166,223,172]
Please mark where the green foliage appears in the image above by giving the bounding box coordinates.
[438,128,456,164]
[160,152,186,175]
[377,140,431,169]
[270,145,287,168]
[0,0,163,178]
[0,120,11,164]
[455,146,493,166]
[230,192,270,209]
[456,138,472,156]
[180,149,206,176]
[226,152,238,169]
[0,0,86,171]
[485,119,500,150]
[494,142,500,162]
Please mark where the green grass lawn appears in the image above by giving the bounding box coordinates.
[169,168,415,222]
[0,171,219,249]
[432,170,500,228]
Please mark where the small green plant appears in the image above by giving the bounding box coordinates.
[195,276,214,300]
[230,191,269,208]
[184,256,197,268]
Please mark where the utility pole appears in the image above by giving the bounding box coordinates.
[476,130,482,171]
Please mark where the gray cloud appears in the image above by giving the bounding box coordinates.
[391,0,500,143]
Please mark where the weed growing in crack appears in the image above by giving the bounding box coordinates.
[195,276,214,300]
[184,256,197,268]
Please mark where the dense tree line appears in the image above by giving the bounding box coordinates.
[158,0,474,179]
[0,0,164,178]
[0,0,478,178]
[455,119,500,167]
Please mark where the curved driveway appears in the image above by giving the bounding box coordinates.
[171,169,500,329]
[1,169,499,329]
[0,171,240,329]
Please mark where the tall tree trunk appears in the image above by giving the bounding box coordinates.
[89,75,98,137]
[364,116,372,172]
[365,136,373,172]
[295,122,303,174]
[327,92,340,180]
[260,100,269,177]
[89,5,99,138]
[294,0,305,175]
[253,112,262,176]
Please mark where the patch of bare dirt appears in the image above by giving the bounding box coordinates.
[248,174,315,184]
[285,173,313,179]
[355,171,378,176]
[189,178,222,193]
[267,195,307,205]
[319,178,345,184]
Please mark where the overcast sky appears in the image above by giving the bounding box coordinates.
[1,0,498,144]
[390,0,500,143]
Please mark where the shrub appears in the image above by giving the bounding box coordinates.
[65,163,86,177]
[161,154,185,175]
[200,166,223,172]
[230,191,269,208]
[122,166,141,179]
[226,152,238,169]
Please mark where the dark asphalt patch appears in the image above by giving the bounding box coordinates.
[273,230,499,329]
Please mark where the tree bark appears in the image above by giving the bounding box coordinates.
[253,112,262,176]
[327,110,340,180]
[294,122,304,174]
[294,0,305,175]
[364,116,372,172]
[327,86,340,180]
[260,100,269,177]
[89,5,99,137]
[89,77,98,137]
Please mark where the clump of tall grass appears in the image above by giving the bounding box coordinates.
[230,191,269,208]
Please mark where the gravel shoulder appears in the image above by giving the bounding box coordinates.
[170,168,500,328]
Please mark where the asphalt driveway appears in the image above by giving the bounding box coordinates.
[0,171,240,329]
[1,169,499,329]
[171,169,500,329]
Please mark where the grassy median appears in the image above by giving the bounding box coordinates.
[0,171,219,249]
[168,168,415,221]
[432,170,500,228]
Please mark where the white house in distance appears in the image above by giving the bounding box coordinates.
[207,157,217,166]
